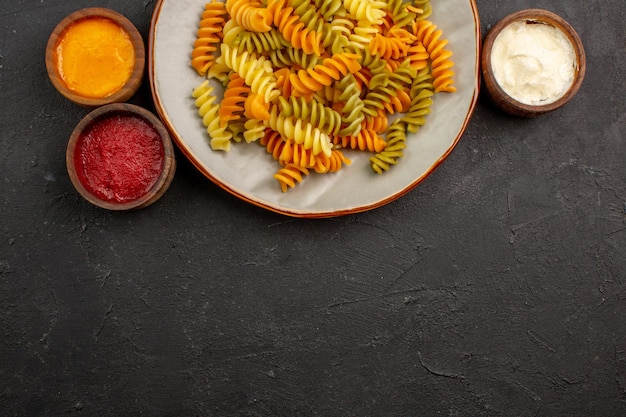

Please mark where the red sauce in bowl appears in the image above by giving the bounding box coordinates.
[74,113,165,203]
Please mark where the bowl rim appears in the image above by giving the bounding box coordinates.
[66,103,176,210]
[481,8,586,117]
[45,7,146,107]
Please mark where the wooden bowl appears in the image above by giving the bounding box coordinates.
[481,9,586,117]
[46,8,145,107]
[66,103,176,210]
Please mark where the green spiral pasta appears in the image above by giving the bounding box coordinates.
[387,59,417,89]
[401,67,435,133]
[357,48,388,75]
[412,0,432,22]
[362,84,399,117]
[235,29,289,53]
[267,47,320,69]
[277,96,343,136]
[369,119,407,174]
[334,74,365,136]
[386,0,417,28]
[314,0,346,21]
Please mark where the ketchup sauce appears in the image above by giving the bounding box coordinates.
[74,113,165,204]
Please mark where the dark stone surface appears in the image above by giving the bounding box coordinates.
[1,0,625,416]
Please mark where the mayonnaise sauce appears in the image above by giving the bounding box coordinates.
[491,20,576,105]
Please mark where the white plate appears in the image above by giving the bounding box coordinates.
[148,0,480,217]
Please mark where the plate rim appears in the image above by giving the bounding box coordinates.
[148,0,481,218]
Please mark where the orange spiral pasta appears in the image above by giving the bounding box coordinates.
[219,73,249,127]
[412,20,456,93]
[362,109,388,133]
[370,34,409,60]
[225,0,272,33]
[383,88,412,114]
[190,0,227,75]
[260,129,290,164]
[289,53,362,96]
[244,93,271,121]
[332,128,387,153]
[266,0,323,56]
[406,40,429,70]
[274,163,310,193]
[311,149,352,174]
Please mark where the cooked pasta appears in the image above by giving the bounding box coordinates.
[274,163,310,192]
[369,118,408,174]
[332,127,387,153]
[192,80,233,151]
[190,0,227,75]
[277,96,343,135]
[266,105,333,156]
[225,0,272,33]
[188,0,457,192]
[412,19,456,93]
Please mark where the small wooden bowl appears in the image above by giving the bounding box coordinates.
[481,9,586,117]
[66,103,176,210]
[46,8,145,107]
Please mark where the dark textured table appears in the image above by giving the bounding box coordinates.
[1,0,625,416]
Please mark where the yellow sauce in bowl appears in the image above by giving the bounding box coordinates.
[54,17,136,99]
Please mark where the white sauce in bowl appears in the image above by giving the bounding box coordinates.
[491,20,576,105]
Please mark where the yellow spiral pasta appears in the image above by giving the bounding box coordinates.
[243,118,266,143]
[343,0,386,24]
[266,106,333,156]
[188,0,457,192]
[218,44,279,103]
[192,80,233,151]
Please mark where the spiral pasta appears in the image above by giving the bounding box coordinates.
[274,163,310,193]
[266,0,323,56]
[192,80,233,151]
[236,29,289,54]
[332,127,387,153]
[412,20,456,93]
[369,118,407,174]
[219,72,249,127]
[401,66,435,133]
[225,0,272,33]
[343,0,386,25]
[289,53,362,96]
[188,0,457,192]
[218,44,279,103]
[277,96,342,136]
[190,0,227,76]
[266,106,333,156]
[334,74,365,136]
